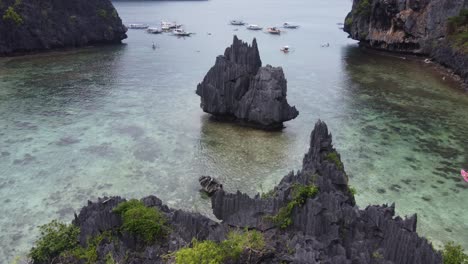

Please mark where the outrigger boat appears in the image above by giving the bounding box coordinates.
[128,24,149,29]
[246,24,262,30]
[283,22,299,29]
[161,21,182,31]
[173,28,193,37]
[230,20,245,25]
[267,27,281,34]
[147,27,163,34]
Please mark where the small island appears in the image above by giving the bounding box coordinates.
[196,36,299,130]
[0,0,127,55]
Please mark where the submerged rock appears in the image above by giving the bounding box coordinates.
[0,0,127,56]
[196,36,299,130]
[31,120,442,264]
[344,0,468,87]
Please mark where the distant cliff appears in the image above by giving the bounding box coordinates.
[0,0,127,56]
[344,0,468,87]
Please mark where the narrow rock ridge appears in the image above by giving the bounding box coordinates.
[0,0,127,56]
[196,36,299,130]
[41,120,441,264]
[344,0,468,87]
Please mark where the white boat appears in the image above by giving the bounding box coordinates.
[128,24,149,29]
[246,24,262,30]
[267,27,281,34]
[147,27,163,34]
[173,28,193,37]
[230,20,245,25]
[283,22,299,29]
[280,46,290,53]
[161,21,182,31]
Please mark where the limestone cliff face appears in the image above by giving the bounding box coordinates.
[344,0,468,85]
[37,121,442,264]
[196,36,299,130]
[0,0,127,55]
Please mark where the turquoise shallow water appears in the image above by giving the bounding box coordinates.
[0,0,467,261]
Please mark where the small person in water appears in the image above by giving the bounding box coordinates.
[461,169,468,182]
[152,42,156,50]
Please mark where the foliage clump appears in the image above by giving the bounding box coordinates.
[447,9,468,52]
[113,199,168,243]
[442,241,468,264]
[97,9,107,19]
[348,186,357,196]
[356,0,372,17]
[269,184,319,229]
[29,220,80,263]
[173,229,265,264]
[3,6,23,25]
[325,151,344,171]
[345,17,353,27]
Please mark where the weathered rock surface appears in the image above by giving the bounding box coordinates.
[196,36,299,129]
[344,0,468,86]
[0,0,127,56]
[34,120,442,264]
[199,175,223,195]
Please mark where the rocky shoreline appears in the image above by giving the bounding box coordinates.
[0,0,127,56]
[344,0,468,89]
[28,121,441,264]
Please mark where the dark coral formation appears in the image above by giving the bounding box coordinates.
[196,36,299,130]
[344,0,468,87]
[33,120,441,264]
[0,0,127,55]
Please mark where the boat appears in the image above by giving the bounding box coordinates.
[267,27,281,34]
[283,22,299,29]
[246,24,262,30]
[147,27,163,34]
[128,24,149,29]
[230,20,245,26]
[280,46,290,53]
[161,21,182,31]
[462,169,468,182]
[173,28,193,37]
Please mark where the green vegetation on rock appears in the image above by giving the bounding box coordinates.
[29,220,80,263]
[356,0,372,17]
[97,9,107,19]
[442,241,468,264]
[268,184,319,229]
[325,151,344,171]
[345,17,353,27]
[447,9,468,52]
[173,229,265,264]
[113,199,168,243]
[3,6,23,25]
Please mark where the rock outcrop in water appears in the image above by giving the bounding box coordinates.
[31,120,441,264]
[0,0,127,56]
[344,0,468,87]
[196,36,299,130]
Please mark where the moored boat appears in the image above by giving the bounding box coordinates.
[280,45,290,52]
[267,27,281,34]
[283,22,299,29]
[230,20,245,26]
[128,24,149,29]
[147,27,163,34]
[161,21,182,31]
[246,24,262,30]
[173,28,193,37]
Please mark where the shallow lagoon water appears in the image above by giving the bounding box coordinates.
[0,0,467,261]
